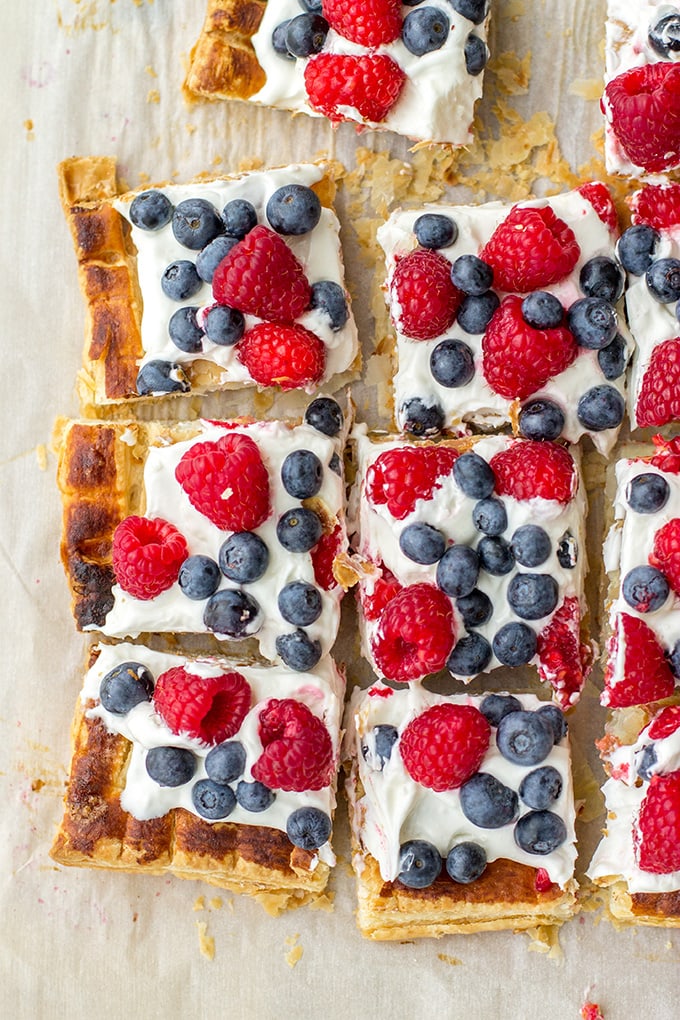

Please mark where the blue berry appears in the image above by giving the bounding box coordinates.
[304,396,343,436]
[299,0,323,11]
[456,588,493,627]
[464,33,488,75]
[192,779,236,819]
[161,260,202,301]
[450,254,493,296]
[413,213,457,249]
[399,397,444,436]
[521,291,564,329]
[567,297,618,349]
[457,291,500,334]
[535,704,568,743]
[178,555,221,600]
[460,772,519,828]
[519,766,562,810]
[146,746,196,787]
[496,710,554,766]
[172,198,224,250]
[446,841,487,883]
[637,744,658,782]
[136,359,189,395]
[621,565,669,613]
[310,281,349,331]
[281,449,323,498]
[168,306,204,353]
[617,224,660,276]
[196,235,239,283]
[514,810,566,854]
[669,640,680,678]
[477,536,515,575]
[203,589,261,637]
[447,632,492,675]
[436,544,480,597]
[518,399,565,441]
[453,451,495,498]
[579,256,625,302]
[361,724,399,769]
[276,629,322,671]
[203,305,245,345]
[286,807,331,849]
[472,497,507,536]
[222,198,258,239]
[506,573,558,620]
[598,334,628,380]
[510,524,551,568]
[219,532,269,583]
[329,452,342,475]
[278,580,323,626]
[236,780,275,812]
[646,257,680,304]
[577,384,625,431]
[649,9,680,57]
[479,693,522,727]
[129,189,173,231]
[627,472,670,513]
[276,507,323,552]
[399,522,446,564]
[99,661,154,715]
[272,19,295,58]
[450,0,489,24]
[284,13,329,57]
[266,183,321,235]
[402,6,450,55]
[430,339,475,387]
[556,531,578,569]
[205,740,246,784]
[397,840,442,888]
[492,622,537,666]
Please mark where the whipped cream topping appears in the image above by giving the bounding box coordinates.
[345,684,576,887]
[250,1,489,145]
[377,189,632,455]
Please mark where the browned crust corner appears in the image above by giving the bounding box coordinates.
[184,0,267,103]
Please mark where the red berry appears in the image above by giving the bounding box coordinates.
[389,248,463,340]
[360,563,403,622]
[490,440,577,504]
[578,182,619,233]
[112,516,188,600]
[649,705,680,741]
[311,523,343,591]
[366,445,459,520]
[371,583,455,682]
[632,183,680,230]
[175,432,270,531]
[650,434,680,474]
[482,294,577,400]
[536,596,589,708]
[605,63,680,174]
[534,868,554,893]
[636,770,680,874]
[251,698,334,792]
[636,339,680,428]
[212,224,310,324]
[602,613,675,708]
[481,205,580,293]
[322,0,401,46]
[153,666,251,745]
[237,322,326,390]
[400,703,490,792]
[304,52,405,125]
[650,518,680,596]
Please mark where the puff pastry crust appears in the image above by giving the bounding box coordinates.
[184,0,267,103]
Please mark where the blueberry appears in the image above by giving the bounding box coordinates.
[203,589,261,637]
[99,661,154,714]
[577,385,625,431]
[397,840,442,888]
[399,522,447,564]
[627,472,670,513]
[329,452,342,475]
[146,746,196,787]
[514,810,567,854]
[203,304,245,346]
[460,772,519,828]
[521,291,564,329]
[361,724,399,769]
[299,0,323,11]
[649,9,680,57]
[168,306,204,353]
[450,254,494,296]
[276,629,322,671]
[278,580,323,626]
[456,588,493,627]
[535,704,568,743]
[579,256,625,302]
[276,507,323,552]
[284,13,329,57]
[413,213,457,249]
[195,235,239,283]
[464,32,488,74]
[192,779,237,820]
[646,257,680,304]
[453,451,495,498]
[617,224,660,276]
[447,632,492,675]
[310,281,349,331]
[472,497,507,536]
[399,397,445,436]
[172,198,224,250]
[449,0,489,25]
[266,183,321,235]
[129,189,174,231]
[519,766,563,810]
[477,536,515,575]
[637,744,658,782]
[205,740,246,784]
[556,531,578,569]
[518,399,565,441]
[136,359,190,395]
[598,333,628,380]
[496,710,554,765]
[272,19,296,58]
[402,6,450,55]
[436,544,480,597]
[567,297,618,349]
[161,260,203,301]
[430,339,475,387]
[286,807,332,849]
[178,555,221,600]
[669,639,680,677]
[446,841,487,883]
[479,693,522,727]
[304,396,343,436]
[281,449,323,498]
[218,532,269,583]
[492,622,537,666]
[457,291,500,334]
[621,565,669,613]
[507,573,558,620]
[222,198,258,239]
[236,780,275,812]
[510,524,551,568]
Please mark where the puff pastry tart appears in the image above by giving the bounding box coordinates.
[185,0,491,146]
[58,156,358,408]
[51,643,345,912]
[344,683,578,939]
[348,428,590,707]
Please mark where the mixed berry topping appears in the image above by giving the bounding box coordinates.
[112,516,188,601]
[605,63,680,174]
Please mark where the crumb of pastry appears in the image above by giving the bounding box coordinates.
[193,896,205,912]
[209,897,223,910]
[524,924,564,959]
[196,920,215,961]
[488,51,531,96]
[144,65,157,79]
[284,934,304,968]
[36,444,47,470]
[437,954,463,966]
[569,78,602,101]
[309,892,335,912]
[146,90,160,105]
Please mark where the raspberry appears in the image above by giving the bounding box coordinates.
[490,440,577,504]
[212,224,310,324]
[371,583,455,682]
[237,322,325,390]
[578,182,619,233]
[175,432,270,531]
[481,205,580,293]
[650,434,680,474]
[650,518,680,596]
[636,771,680,873]
[602,613,675,708]
[649,705,680,741]
[482,295,577,400]
[251,698,334,792]
[322,0,401,46]
[390,248,463,340]
[360,563,402,622]
[400,703,490,792]
[366,445,459,520]
[632,183,680,230]
[304,52,405,125]
[636,339,680,428]
[153,666,251,745]
[536,596,589,708]
[112,516,188,600]
[605,63,680,174]
[310,523,343,591]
